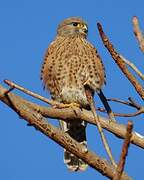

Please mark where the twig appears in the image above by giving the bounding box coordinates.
[128,97,141,109]
[85,88,117,167]
[120,55,144,81]
[97,22,144,100]
[102,97,144,117]
[107,97,141,110]
[4,79,65,108]
[97,107,144,117]
[107,98,131,107]
[132,16,144,52]
[4,79,55,105]
[113,121,133,180]
[0,84,144,149]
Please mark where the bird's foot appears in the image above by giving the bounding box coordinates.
[53,102,80,109]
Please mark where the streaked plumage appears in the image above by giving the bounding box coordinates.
[41,17,105,171]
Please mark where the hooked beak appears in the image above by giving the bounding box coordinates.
[75,24,88,35]
[79,25,88,35]
[82,24,88,34]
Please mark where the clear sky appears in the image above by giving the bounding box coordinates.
[0,0,144,179]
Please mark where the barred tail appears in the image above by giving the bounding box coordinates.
[59,120,88,171]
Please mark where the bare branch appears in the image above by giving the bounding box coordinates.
[113,110,143,117]
[104,97,144,117]
[132,16,144,52]
[97,22,144,100]
[119,55,144,81]
[4,79,65,108]
[97,107,144,117]
[8,80,142,118]
[113,121,133,180]
[128,97,141,109]
[8,79,143,117]
[85,87,116,167]
[0,85,130,179]
[0,84,144,149]
[107,97,141,109]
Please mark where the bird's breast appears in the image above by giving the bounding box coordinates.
[41,36,105,106]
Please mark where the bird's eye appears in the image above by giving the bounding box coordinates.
[72,22,78,26]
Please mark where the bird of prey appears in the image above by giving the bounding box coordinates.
[41,17,105,171]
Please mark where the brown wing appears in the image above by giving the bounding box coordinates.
[41,39,59,97]
[78,38,106,91]
[41,36,70,99]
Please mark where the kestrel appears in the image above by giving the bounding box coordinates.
[41,17,105,171]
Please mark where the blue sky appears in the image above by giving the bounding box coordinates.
[0,0,144,179]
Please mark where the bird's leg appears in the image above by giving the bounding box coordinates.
[97,90,116,122]
[85,88,117,168]
[52,79,81,109]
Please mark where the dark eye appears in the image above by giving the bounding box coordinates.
[72,22,78,26]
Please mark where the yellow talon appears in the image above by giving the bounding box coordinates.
[54,102,80,109]
[61,103,80,109]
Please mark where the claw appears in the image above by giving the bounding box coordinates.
[54,102,80,109]
[63,103,80,109]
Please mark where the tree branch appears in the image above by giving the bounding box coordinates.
[5,80,144,117]
[113,121,133,180]
[132,16,144,52]
[97,22,144,100]
[104,97,144,117]
[4,79,64,108]
[85,87,116,167]
[107,97,141,109]
[97,107,144,117]
[119,55,144,81]
[0,84,144,149]
[0,85,131,179]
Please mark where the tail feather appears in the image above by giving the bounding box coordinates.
[59,120,88,171]
[64,150,79,171]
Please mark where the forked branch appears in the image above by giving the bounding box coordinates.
[0,84,130,179]
[97,23,144,100]
[0,84,144,149]
[119,55,144,81]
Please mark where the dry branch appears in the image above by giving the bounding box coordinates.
[4,79,62,107]
[0,84,144,149]
[105,97,144,117]
[8,79,141,118]
[113,121,133,180]
[97,23,144,100]
[107,97,141,109]
[97,107,144,117]
[0,85,131,179]
[119,55,144,81]
[85,88,116,167]
[132,16,144,52]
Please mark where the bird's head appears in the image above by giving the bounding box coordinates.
[57,17,88,37]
